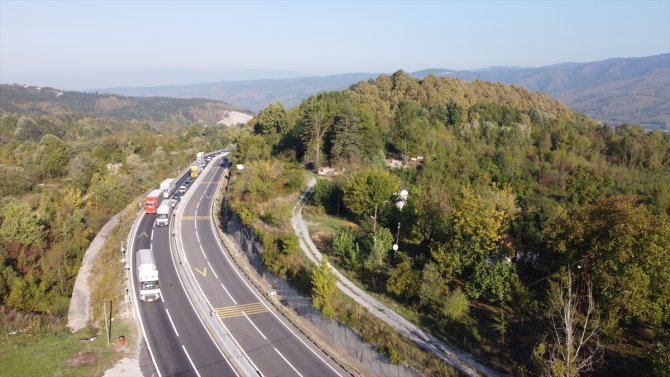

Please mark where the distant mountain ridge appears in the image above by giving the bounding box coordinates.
[415,54,670,130]
[97,54,669,130]
[98,73,380,113]
[0,84,253,128]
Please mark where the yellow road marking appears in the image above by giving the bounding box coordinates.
[194,266,207,277]
[214,302,269,319]
[181,216,210,220]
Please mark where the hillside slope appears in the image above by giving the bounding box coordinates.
[98,73,379,113]
[445,53,670,130]
[0,84,252,128]
[98,54,669,130]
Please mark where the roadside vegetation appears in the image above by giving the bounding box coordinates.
[226,71,670,376]
[0,110,233,373]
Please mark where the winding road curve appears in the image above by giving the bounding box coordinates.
[292,178,503,377]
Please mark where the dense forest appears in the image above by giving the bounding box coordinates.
[226,71,670,376]
[0,112,231,319]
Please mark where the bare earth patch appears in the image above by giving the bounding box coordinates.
[65,350,99,367]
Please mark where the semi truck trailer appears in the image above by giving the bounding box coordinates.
[136,248,160,302]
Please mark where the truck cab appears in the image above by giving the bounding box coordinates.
[155,201,170,227]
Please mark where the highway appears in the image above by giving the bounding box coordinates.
[174,153,346,377]
[129,171,239,377]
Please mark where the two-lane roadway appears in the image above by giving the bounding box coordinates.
[175,153,346,377]
[130,172,239,377]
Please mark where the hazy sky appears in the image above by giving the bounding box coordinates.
[1,0,669,89]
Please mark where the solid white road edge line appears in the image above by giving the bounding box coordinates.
[165,308,179,337]
[181,345,203,377]
[243,312,267,340]
[274,347,304,377]
[207,261,219,279]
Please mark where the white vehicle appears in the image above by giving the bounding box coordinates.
[155,201,170,227]
[159,178,175,199]
[196,151,205,165]
[136,249,160,302]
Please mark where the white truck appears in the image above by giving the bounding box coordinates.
[136,249,160,302]
[155,201,170,227]
[160,178,176,199]
[196,152,205,166]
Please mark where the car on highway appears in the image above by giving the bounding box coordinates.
[177,185,187,194]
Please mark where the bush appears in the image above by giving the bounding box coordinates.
[311,179,340,214]
[442,287,470,321]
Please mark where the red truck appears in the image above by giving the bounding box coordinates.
[145,189,163,214]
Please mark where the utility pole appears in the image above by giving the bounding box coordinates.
[396,222,400,246]
[102,299,109,343]
[108,300,112,343]
[372,204,378,234]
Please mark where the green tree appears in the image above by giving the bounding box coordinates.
[419,262,450,313]
[34,134,70,179]
[446,100,465,127]
[13,116,42,140]
[301,102,330,172]
[328,110,363,165]
[0,197,46,249]
[387,257,420,300]
[392,101,424,160]
[236,133,273,162]
[312,179,340,214]
[67,152,97,191]
[363,226,394,275]
[331,227,360,268]
[311,257,337,318]
[466,258,515,303]
[442,287,470,321]
[434,184,519,269]
[565,165,605,206]
[342,166,400,218]
[547,197,670,327]
[254,102,288,135]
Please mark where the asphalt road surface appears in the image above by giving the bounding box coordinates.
[130,170,239,377]
[175,154,345,377]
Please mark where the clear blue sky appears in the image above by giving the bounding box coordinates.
[1,0,668,89]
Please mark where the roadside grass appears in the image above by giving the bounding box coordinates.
[0,320,134,377]
[0,203,139,377]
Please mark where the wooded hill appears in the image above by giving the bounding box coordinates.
[436,53,670,131]
[0,84,251,129]
[227,70,670,376]
[0,108,232,329]
[100,54,670,131]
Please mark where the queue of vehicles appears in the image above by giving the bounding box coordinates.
[138,151,212,302]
